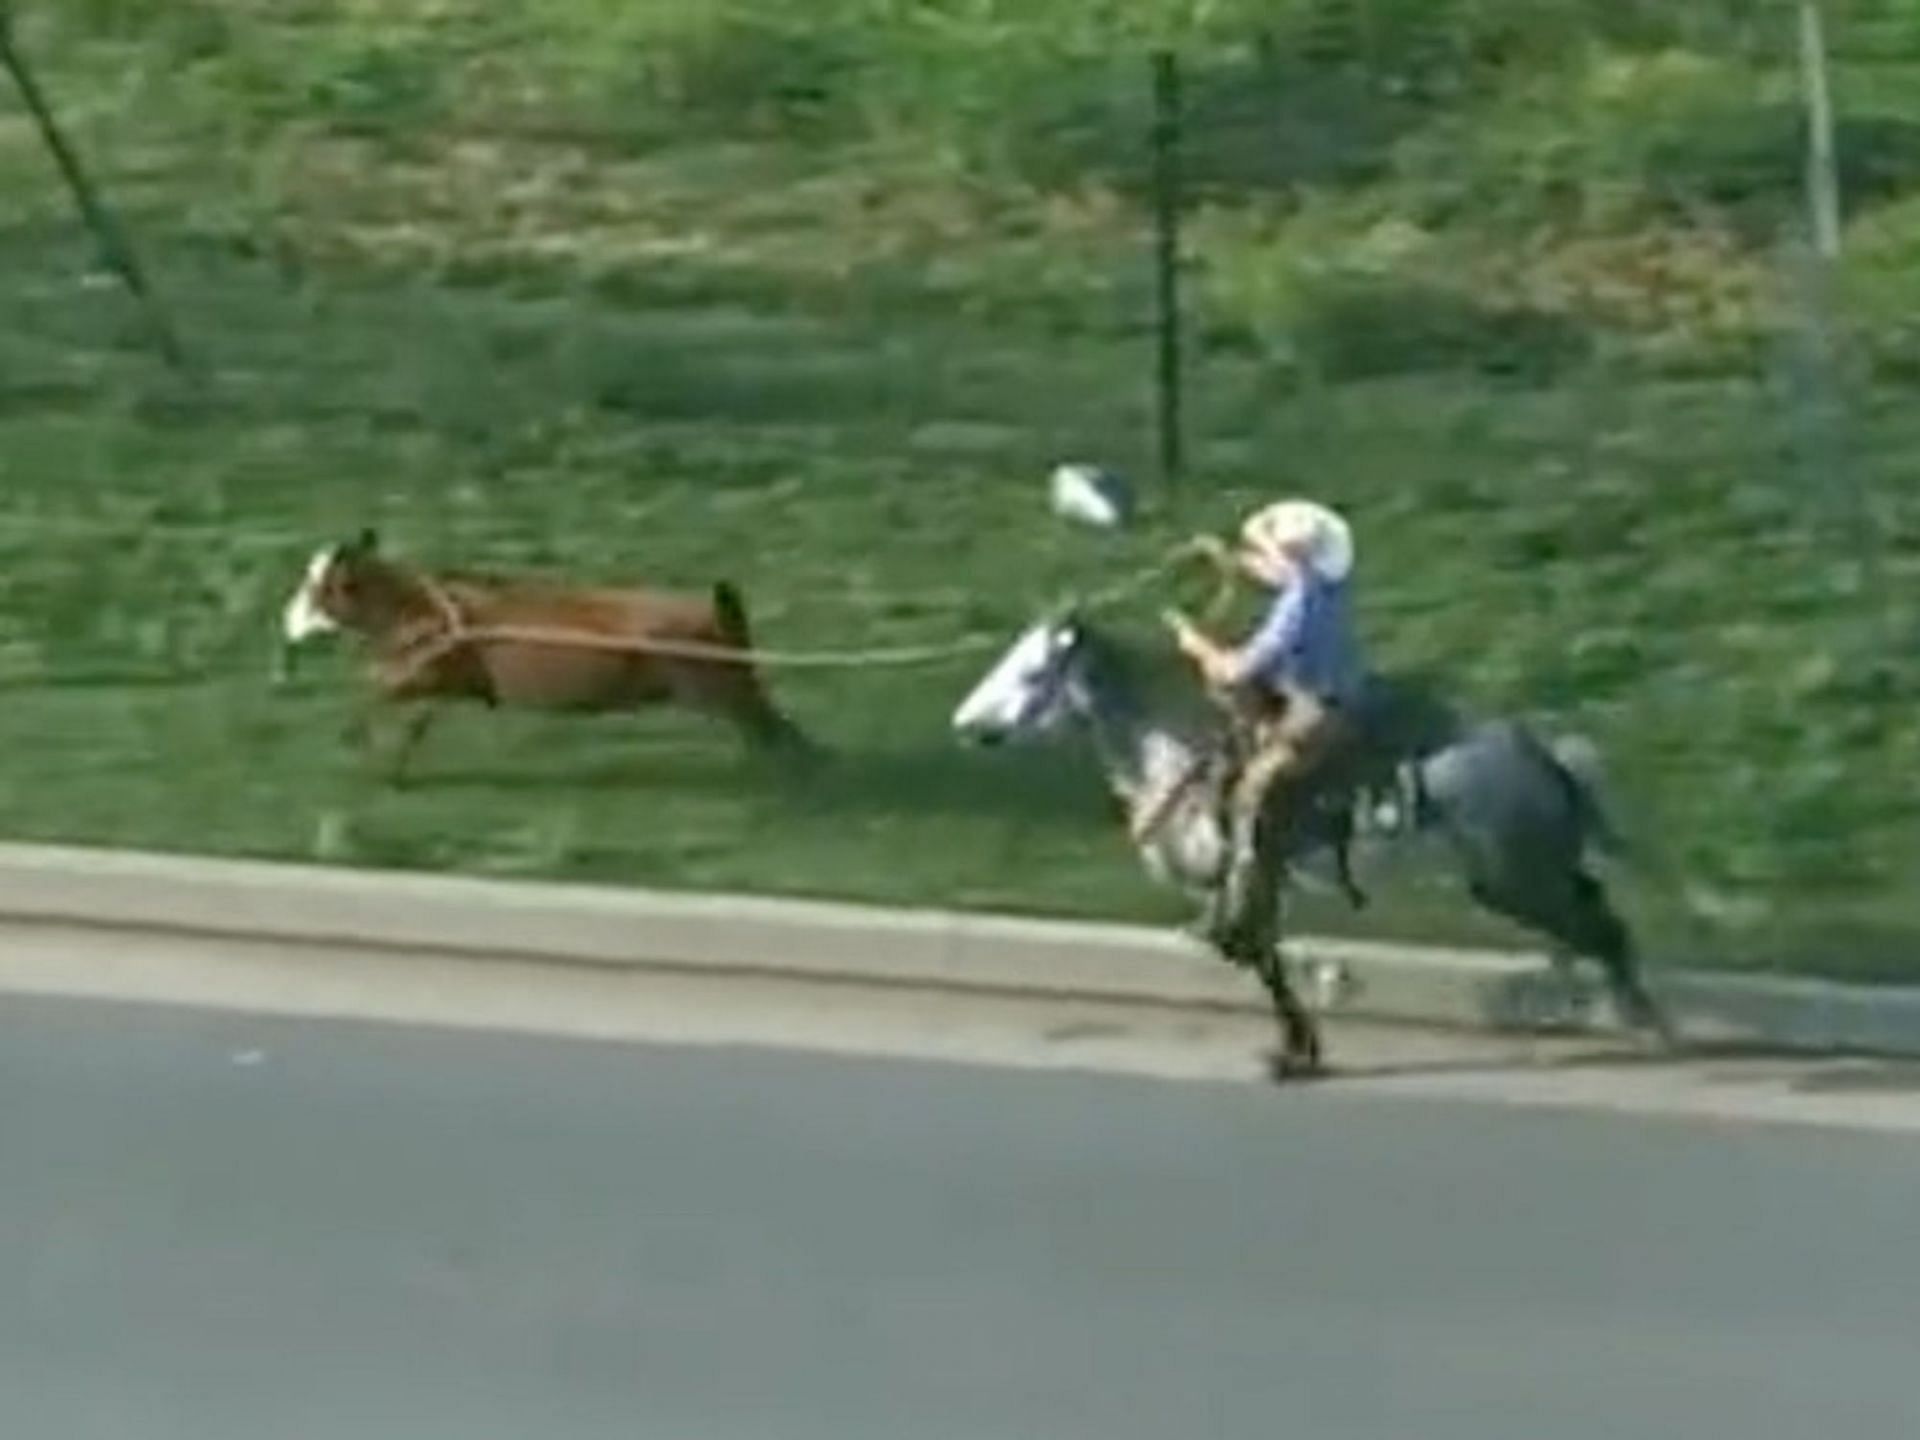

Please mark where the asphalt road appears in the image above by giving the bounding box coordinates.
[4,993,1920,1440]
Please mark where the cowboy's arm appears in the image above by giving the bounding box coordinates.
[1167,584,1302,688]
[1172,625,1238,688]
[1176,533,1279,585]
[1222,584,1304,685]
[1165,610,1233,685]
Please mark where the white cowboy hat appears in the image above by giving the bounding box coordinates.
[1238,499,1355,583]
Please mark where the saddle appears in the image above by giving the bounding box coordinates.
[1196,674,1417,844]
[1132,674,1418,852]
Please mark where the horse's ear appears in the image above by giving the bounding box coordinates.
[354,526,380,554]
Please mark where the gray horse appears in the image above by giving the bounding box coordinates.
[950,612,1672,1063]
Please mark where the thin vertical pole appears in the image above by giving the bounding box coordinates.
[1150,48,1184,493]
[1798,0,1841,262]
[0,5,189,373]
[1785,2,1883,620]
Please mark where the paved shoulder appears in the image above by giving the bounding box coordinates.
[5,992,1920,1440]
[6,922,1920,1135]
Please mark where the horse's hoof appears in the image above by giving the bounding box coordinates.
[1181,913,1237,953]
[1266,1048,1326,1083]
[1616,992,1679,1051]
[1630,1015,1682,1054]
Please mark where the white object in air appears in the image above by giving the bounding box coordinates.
[1049,463,1131,529]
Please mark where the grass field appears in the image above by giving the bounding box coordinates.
[4,1,1920,980]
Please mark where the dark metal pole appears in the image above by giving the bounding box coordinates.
[0,4,189,373]
[1150,48,1183,493]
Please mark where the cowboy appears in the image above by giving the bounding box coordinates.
[1164,499,1367,943]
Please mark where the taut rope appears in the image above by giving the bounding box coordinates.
[370,544,1224,686]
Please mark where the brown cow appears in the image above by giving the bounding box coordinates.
[278,529,811,782]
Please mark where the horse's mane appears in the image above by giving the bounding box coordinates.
[1355,669,1468,757]
[1071,616,1218,736]
[1075,617,1472,765]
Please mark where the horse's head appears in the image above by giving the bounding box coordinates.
[281,527,396,646]
[951,610,1093,746]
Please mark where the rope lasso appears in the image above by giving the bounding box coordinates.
[386,619,1007,675]
[368,544,1216,688]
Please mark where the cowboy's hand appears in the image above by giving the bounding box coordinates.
[1162,608,1199,651]
[1200,650,1241,688]
[1172,534,1231,568]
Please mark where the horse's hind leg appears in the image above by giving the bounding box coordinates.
[1568,869,1675,1045]
[1466,864,1673,1044]
[1327,805,1369,911]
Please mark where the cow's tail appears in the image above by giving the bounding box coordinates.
[713,580,755,653]
[712,581,817,760]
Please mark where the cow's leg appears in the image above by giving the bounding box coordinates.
[342,692,390,773]
[665,660,813,762]
[385,702,441,787]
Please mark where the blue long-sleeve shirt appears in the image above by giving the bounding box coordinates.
[1228,571,1364,702]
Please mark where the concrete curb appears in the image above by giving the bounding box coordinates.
[0,841,1914,1057]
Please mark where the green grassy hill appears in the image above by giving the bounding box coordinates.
[3,0,1918,977]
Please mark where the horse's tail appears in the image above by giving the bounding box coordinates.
[1546,732,1631,863]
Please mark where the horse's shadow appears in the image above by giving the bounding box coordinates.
[783,743,1111,825]
[419,736,1113,829]
[1790,1061,1920,1095]
[1313,1036,1799,1087]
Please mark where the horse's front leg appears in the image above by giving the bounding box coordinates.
[1213,824,1325,1079]
[1260,944,1324,1080]
[1219,913,1323,1080]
